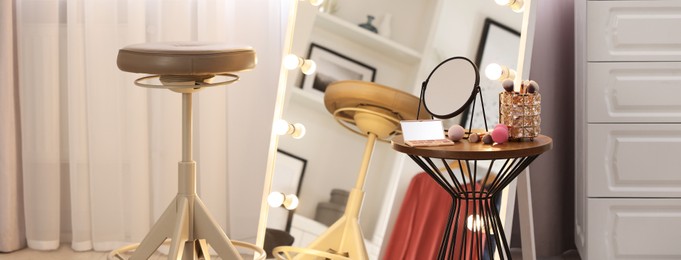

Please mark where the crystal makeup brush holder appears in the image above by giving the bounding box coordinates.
[499,91,541,141]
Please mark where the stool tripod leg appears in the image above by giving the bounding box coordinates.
[194,197,242,259]
[130,198,179,260]
[340,216,367,259]
[194,239,211,260]
[168,197,190,259]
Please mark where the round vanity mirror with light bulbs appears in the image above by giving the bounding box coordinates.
[420,56,480,119]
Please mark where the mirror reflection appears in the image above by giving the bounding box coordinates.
[265,0,523,258]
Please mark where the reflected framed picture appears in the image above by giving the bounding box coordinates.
[461,18,520,130]
[268,149,307,232]
[301,43,376,99]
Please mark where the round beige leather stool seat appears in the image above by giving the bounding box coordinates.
[117,42,256,89]
[118,41,255,75]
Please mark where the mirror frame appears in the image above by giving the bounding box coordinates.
[497,0,538,259]
[419,56,480,120]
[255,0,299,249]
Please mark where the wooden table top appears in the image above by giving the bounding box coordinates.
[391,134,552,160]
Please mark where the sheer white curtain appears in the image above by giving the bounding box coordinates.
[16,0,281,252]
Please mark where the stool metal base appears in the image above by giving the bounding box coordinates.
[108,192,266,260]
[272,192,367,260]
[130,195,240,260]
[272,245,352,260]
[299,192,368,260]
[110,91,264,260]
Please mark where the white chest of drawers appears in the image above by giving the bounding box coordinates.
[576,1,681,259]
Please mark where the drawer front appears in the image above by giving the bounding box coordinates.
[588,198,681,260]
[588,1,681,61]
[587,62,681,123]
[587,124,681,197]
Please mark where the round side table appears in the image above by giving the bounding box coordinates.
[392,135,552,260]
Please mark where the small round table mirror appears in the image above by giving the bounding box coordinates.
[421,56,480,119]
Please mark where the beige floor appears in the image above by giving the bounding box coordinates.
[0,245,111,260]
[0,244,250,260]
[0,245,580,260]
[0,244,174,260]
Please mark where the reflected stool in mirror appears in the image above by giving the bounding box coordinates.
[272,80,430,260]
[109,42,265,260]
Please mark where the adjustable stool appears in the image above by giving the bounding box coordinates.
[111,42,265,260]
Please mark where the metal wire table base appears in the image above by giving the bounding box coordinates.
[407,154,539,260]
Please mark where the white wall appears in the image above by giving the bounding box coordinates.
[433,0,522,59]
[330,0,439,51]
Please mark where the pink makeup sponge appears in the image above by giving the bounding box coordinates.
[491,127,509,144]
[447,125,465,141]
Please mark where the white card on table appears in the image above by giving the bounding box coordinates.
[400,120,454,147]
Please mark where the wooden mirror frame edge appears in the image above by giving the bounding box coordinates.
[497,0,539,259]
[255,0,299,250]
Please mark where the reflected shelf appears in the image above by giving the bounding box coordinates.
[314,12,422,64]
[290,87,325,108]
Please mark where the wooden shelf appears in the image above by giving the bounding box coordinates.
[314,13,422,64]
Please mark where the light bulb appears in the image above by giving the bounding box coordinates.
[466,215,484,232]
[274,119,290,136]
[284,54,317,75]
[485,63,503,81]
[308,0,324,7]
[486,63,516,81]
[283,54,302,70]
[507,69,517,81]
[291,123,306,139]
[512,2,525,13]
[267,192,285,207]
[300,59,317,75]
[283,194,299,210]
[275,119,306,139]
[495,0,524,12]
